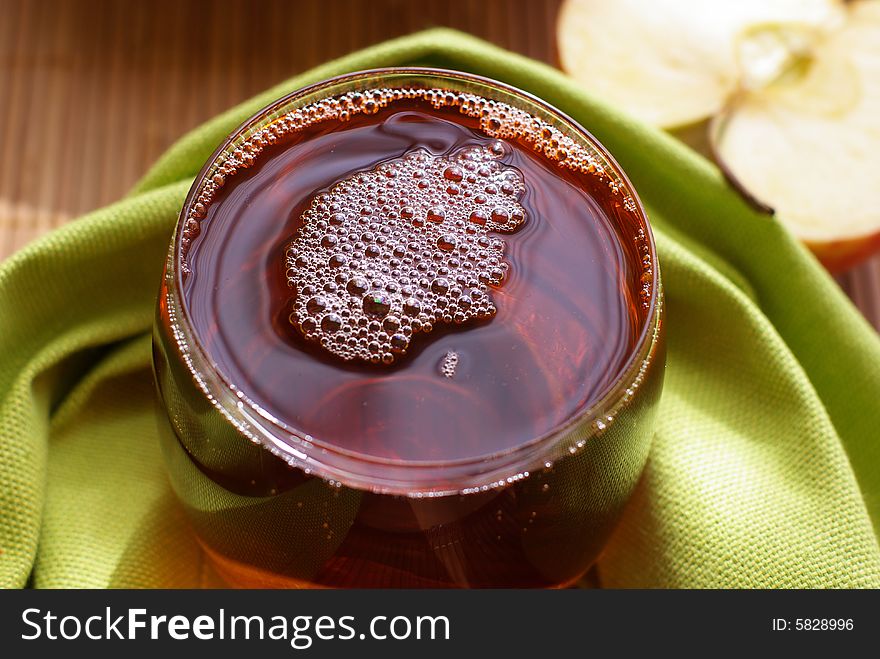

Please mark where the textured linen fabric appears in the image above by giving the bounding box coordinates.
[1,29,879,588]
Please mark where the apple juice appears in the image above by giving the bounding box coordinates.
[153,72,665,588]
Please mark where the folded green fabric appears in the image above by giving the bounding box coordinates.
[1,29,878,589]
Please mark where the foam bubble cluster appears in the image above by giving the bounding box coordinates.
[285,143,527,364]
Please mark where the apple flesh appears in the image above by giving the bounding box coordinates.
[710,0,880,271]
[557,0,842,128]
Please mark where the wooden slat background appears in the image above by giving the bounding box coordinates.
[1,0,878,331]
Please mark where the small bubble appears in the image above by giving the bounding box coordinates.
[321,313,342,333]
[491,208,509,224]
[443,166,463,182]
[363,292,391,318]
[347,277,369,295]
[328,253,347,268]
[306,296,328,315]
[427,207,445,223]
[403,297,422,315]
[390,333,408,352]
[437,234,457,251]
[431,278,450,295]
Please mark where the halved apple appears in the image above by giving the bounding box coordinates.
[557,0,843,128]
[711,0,880,271]
[558,0,880,270]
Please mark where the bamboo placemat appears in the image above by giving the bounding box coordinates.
[1,0,877,330]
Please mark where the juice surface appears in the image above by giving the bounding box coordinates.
[182,91,646,463]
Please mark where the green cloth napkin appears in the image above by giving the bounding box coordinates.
[1,29,879,589]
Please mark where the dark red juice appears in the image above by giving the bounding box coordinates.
[154,81,663,587]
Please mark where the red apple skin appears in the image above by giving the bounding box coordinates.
[806,229,880,273]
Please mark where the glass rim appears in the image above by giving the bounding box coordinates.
[165,66,663,495]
